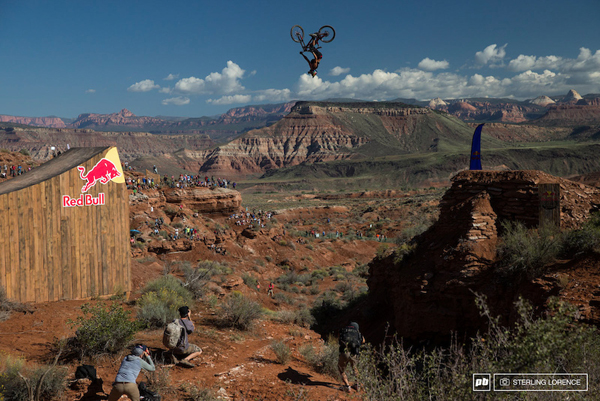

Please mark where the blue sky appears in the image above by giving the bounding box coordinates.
[1,0,599,118]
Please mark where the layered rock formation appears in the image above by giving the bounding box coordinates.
[162,187,242,215]
[197,102,475,176]
[368,170,600,340]
[0,126,214,161]
[69,109,164,129]
[0,115,66,128]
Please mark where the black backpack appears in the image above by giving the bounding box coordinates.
[75,365,97,381]
[139,382,161,401]
[339,325,362,355]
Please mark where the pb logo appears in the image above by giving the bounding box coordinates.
[473,374,491,391]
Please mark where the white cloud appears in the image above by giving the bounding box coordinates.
[252,89,292,102]
[128,79,160,92]
[161,96,190,106]
[207,94,252,105]
[330,66,351,76]
[164,73,179,81]
[475,44,507,67]
[159,87,171,94]
[85,89,96,94]
[174,61,245,95]
[418,58,449,71]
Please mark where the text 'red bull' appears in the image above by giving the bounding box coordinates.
[62,193,105,207]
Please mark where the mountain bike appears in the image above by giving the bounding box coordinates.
[291,25,335,52]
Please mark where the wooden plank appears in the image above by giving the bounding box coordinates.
[30,185,41,302]
[17,190,28,302]
[45,179,55,302]
[8,192,19,300]
[0,195,7,295]
[60,171,71,300]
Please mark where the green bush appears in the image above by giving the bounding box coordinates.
[355,295,600,400]
[68,302,140,357]
[18,149,29,156]
[299,336,340,378]
[0,355,68,401]
[181,382,218,401]
[497,221,562,279]
[137,275,193,328]
[218,292,263,330]
[270,340,291,364]
[560,212,600,257]
[242,273,258,289]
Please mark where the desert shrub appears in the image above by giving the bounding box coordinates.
[311,270,327,280]
[274,309,296,324]
[299,336,340,378]
[68,302,140,357]
[328,265,349,279]
[290,286,300,294]
[334,281,353,294]
[181,382,218,401]
[137,275,193,328]
[0,356,68,401]
[294,308,316,328]
[277,271,298,286]
[182,261,227,299]
[306,244,314,250]
[18,149,29,156]
[132,241,145,249]
[265,255,273,263]
[273,293,294,305]
[218,292,263,330]
[172,222,184,228]
[278,240,288,247]
[309,284,320,295]
[560,212,600,257]
[241,273,258,289]
[356,295,600,400]
[497,221,562,279]
[375,243,391,259]
[270,340,291,364]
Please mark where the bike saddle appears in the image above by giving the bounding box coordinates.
[309,33,317,38]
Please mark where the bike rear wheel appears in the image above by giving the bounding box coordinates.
[291,25,304,43]
[318,25,335,43]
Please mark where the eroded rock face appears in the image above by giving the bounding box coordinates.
[163,187,242,215]
[0,115,66,128]
[368,170,600,341]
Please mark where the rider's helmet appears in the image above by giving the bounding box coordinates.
[309,70,317,77]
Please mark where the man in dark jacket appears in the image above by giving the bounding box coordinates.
[338,322,365,392]
[173,305,203,367]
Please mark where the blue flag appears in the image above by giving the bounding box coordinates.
[469,123,484,170]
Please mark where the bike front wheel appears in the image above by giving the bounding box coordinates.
[291,25,304,43]
[318,25,335,43]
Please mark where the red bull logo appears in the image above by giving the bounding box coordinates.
[62,193,106,207]
[77,158,122,193]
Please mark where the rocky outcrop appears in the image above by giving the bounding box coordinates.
[559,89,583,104]
[69,109,164,129]
[529,95,555,107]
[368,170,600,341]
[162,187,242,215]
[0,115,66,128]
[535,103,600,126]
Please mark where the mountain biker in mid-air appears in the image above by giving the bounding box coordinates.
[300,33,323,77]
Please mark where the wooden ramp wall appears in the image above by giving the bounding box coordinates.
[0,148,130,303]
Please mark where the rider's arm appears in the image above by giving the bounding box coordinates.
[300,52,310,63]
